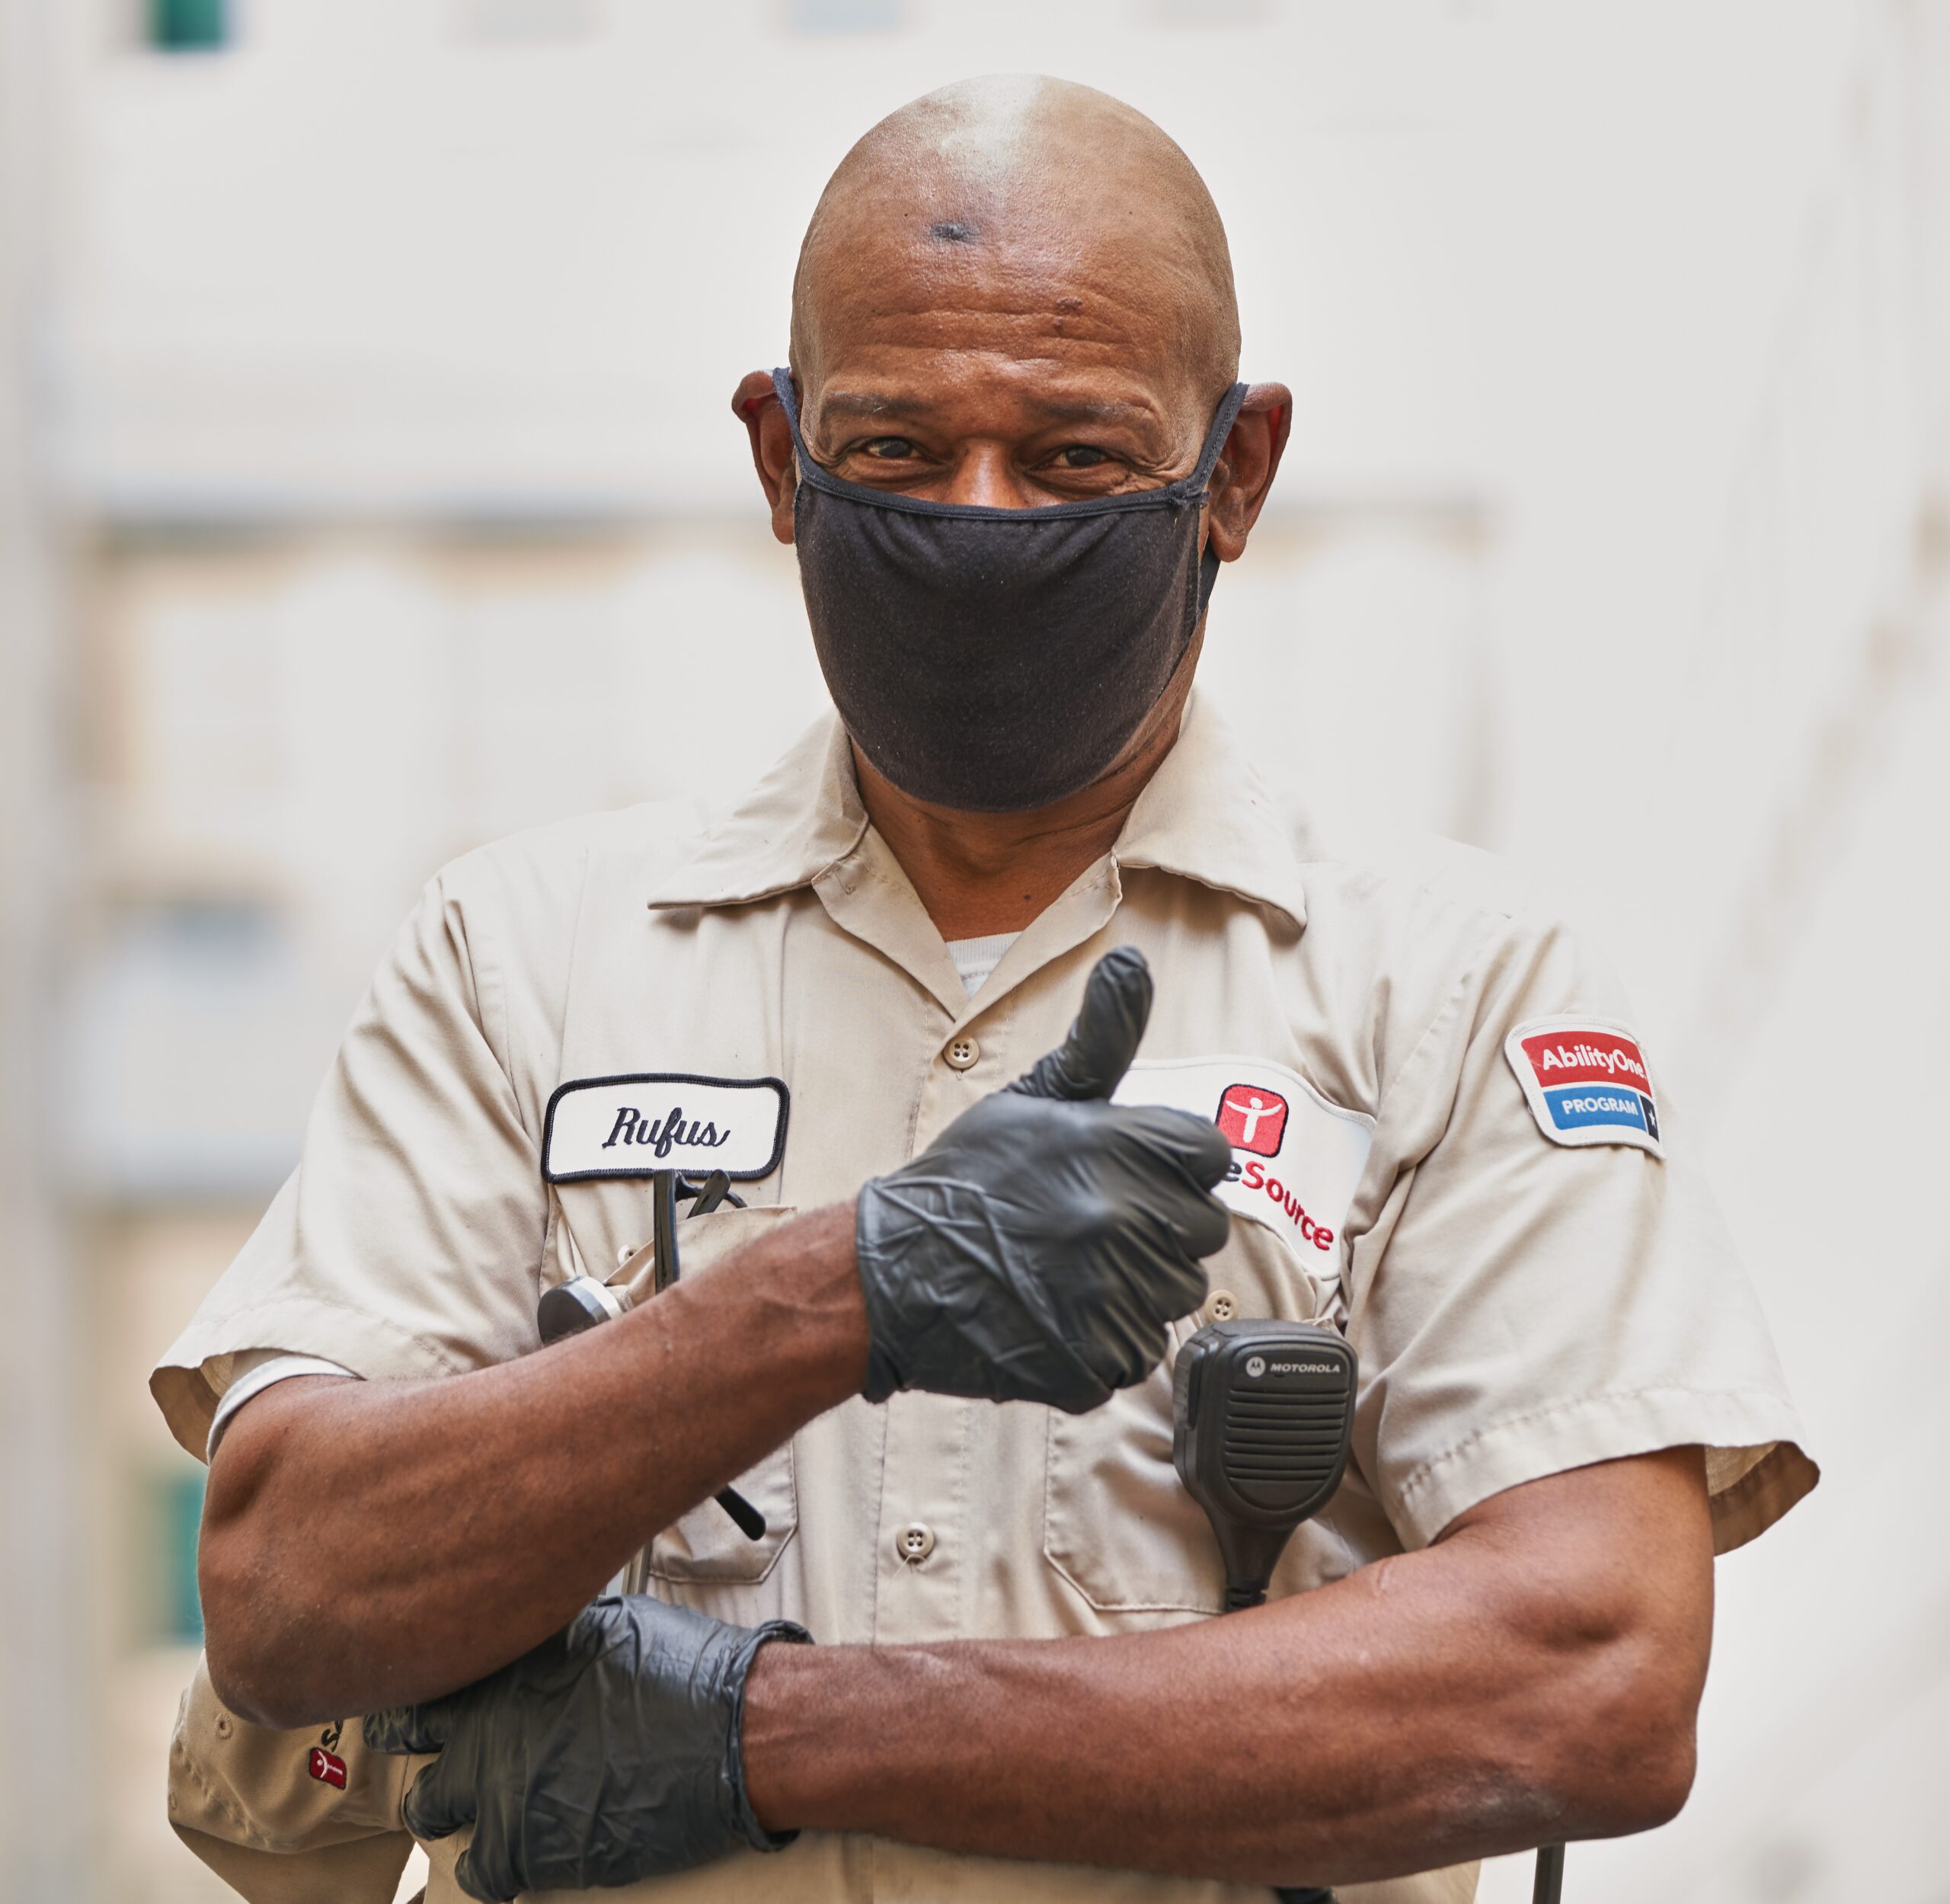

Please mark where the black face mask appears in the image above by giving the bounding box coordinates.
[774,369,1248,814]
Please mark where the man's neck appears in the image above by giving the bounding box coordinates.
[852,679,1194,942]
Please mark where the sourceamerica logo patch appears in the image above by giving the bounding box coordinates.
[1503,1018,1664,1159]
[1113,1055,1373,1275]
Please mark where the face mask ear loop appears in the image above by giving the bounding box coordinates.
[1189,382,1252,496]
[772,366,814,459]
[1191,382,1252,616]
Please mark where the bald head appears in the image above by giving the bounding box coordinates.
[734,74,1286,551]
[791,76,1241,408]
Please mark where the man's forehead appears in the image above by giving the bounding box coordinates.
[816,389,1159,427]
[791,76,1241,405]
[794,230,1220,427]
[802,198,1206,315]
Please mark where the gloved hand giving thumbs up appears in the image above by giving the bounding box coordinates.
[855,947,1232,1414]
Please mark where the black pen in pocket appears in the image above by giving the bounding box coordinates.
[536,1168,766,1542]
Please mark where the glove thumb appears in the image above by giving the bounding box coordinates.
[1008,947,1152,1102]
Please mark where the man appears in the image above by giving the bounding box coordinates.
[154,75,1814,1904]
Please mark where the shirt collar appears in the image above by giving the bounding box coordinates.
[1110,690,1307,933]
[647,714,868,910]
[647,689,1306,934]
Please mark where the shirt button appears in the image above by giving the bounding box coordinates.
[615,1241,638,1267]
[944,1035,980,1071]
[895,1521,936,1565]
[1205,1289,1239,1323]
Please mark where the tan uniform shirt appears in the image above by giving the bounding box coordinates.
[154,690,1815,1904]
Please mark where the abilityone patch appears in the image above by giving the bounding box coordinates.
[1504,1018,1663,1159]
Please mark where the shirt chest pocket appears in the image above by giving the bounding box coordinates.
[545,1192,801,1587]
[1042,1213,1355,1617]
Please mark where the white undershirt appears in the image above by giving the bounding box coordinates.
[206,1352,357,1458]
[946,931,1021,998]
[209,934,1028,1457]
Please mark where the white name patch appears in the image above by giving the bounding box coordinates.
[1113,1056,1373,1269]
[543,1074,788,1183]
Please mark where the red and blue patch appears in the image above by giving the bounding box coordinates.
[1503,1019,1663,1159]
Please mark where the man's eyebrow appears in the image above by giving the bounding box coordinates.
[1028,398,1157,429]
[817,391,932,422]
[815,391,1159,430]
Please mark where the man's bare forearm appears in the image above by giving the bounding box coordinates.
[200,1202,868,1728]
[742,1449,1711,1886]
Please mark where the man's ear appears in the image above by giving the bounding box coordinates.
[1206,381,1293,562]
[730,370,798,547]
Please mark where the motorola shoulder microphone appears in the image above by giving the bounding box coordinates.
[1170,1326,1357,1904]
[1174,1319,1568,1903]
[1172,1318,1357,1612]
[1175,1318,1357,1904]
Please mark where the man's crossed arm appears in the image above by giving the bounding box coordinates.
[340,1444,1708,1899]
[743,1445,1711,1886]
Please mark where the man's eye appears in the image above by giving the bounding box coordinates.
[862,437,917,460]
[1056,446,1110,469]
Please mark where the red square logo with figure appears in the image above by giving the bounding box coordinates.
[308,1747,347,1790]
[1215,1083,1289,1157]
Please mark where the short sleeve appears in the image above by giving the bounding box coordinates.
[1346,910,1817,1556]
[150,872,551,1459]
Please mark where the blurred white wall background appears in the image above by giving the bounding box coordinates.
[2,2,1946,1900]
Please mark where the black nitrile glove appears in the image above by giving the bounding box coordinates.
[855,946,1232,1414]
[363,1595,809,1903]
